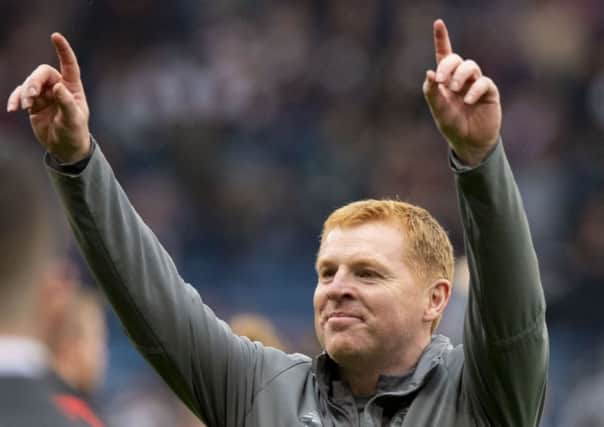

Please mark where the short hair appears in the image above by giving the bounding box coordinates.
[320,199,454,332]
[230,313,286,351]
[0,148,53,322]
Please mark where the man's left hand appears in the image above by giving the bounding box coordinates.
[423,19,501,166]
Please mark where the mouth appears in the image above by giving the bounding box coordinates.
[326,312,363,322]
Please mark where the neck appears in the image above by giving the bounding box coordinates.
[0,318,41,340]
[52,357,79,392]
[337,335,431,396]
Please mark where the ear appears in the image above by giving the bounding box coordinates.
[424,279,452,323]
[36,259,79,344]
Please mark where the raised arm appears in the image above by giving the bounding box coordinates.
[7,34,300,427]
[423,20,548,426]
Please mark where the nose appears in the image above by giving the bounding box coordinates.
[325,270,355,302]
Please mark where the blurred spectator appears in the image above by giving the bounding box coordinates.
[230,313,287,350]
[0,147,78,426]
[47,286,108,427]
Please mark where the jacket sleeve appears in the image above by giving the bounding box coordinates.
[455,141,548,426]
[45,142,294,427]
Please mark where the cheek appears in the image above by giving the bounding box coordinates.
[401,290,429,324]
[380,287,424,321]
[313,286,326,344]
[313,285,325,312]
[85,337,106,375]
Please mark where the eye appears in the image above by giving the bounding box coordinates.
[357,269,380,279]
[319,267,336,281]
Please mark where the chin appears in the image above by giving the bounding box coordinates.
[325,334,364,363]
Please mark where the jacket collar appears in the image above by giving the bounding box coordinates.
[312,335,452,398]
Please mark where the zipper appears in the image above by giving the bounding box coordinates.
[325,397,356,427]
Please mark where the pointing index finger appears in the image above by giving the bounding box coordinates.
[433,19,453,65]
[51,32,81,84]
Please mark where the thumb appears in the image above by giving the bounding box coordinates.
[52,82,79,122]
[423,69,440,107]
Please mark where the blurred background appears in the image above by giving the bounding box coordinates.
[1,0,603,425]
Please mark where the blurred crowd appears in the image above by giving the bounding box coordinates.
[1,0,603,426]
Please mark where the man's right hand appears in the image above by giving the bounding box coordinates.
[7,33,90,164]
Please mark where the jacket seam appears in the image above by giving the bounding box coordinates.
[79,184,165,352]
[489,309,546,349]
[72,172,188,376]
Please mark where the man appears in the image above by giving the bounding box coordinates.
[47,287,108,427]
[0,150,86,427]
[7,19,548,426]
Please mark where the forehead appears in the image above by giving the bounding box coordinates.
[317,221,406,265]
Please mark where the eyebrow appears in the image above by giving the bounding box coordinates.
[315,256,389,273]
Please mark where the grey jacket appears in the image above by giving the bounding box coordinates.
[47,140,548,427]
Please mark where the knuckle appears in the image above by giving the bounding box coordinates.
[35,64,57,78]
[464,60,481,74]
[442,54,461,67]
[472,80,484,90]
[35,64,49,74]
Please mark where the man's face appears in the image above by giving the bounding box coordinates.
[313,221,427,366]
[73,301,107,393]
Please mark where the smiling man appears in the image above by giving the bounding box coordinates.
[314,202,454,399]
[8,19,548,427]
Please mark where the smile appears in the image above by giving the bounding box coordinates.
[326,312,363,321]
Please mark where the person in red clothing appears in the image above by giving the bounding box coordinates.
[47,287,108,427]
[0,148,85,427]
